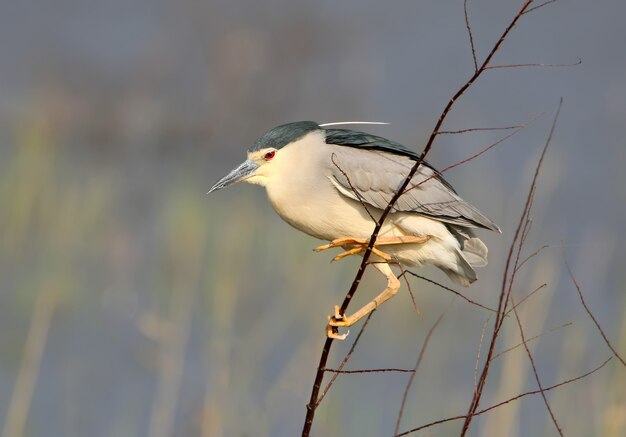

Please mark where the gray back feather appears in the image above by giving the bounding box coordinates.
[326,141,500,232]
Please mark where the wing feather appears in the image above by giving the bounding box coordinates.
[327,146,500,232]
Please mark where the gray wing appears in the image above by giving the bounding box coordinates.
[327,147,500,232]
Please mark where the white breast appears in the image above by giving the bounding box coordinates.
[263,132,383,241]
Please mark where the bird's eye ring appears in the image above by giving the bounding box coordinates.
[264,151,276,160]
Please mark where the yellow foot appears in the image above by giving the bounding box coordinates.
[314,237,392,261]
[314,235,431,262]
[324,261,403,340]
[326,305,351,340]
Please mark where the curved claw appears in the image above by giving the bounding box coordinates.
[326,322,349,340]
[326,308,351,339]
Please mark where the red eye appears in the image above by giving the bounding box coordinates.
[264,151,275,160]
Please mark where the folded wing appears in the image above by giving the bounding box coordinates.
[327,147,500,232]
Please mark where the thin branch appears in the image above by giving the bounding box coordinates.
[331,153,376,222]
[459,96,562,436]
[515,244,550,273]
[403,271,497,313]
[395,357,612,436]
[499,98,561,329]
[435,124,526,176]
[491,322,573,361]
[397,263,421,315]
[464,0,478,73]
[521,217,534,246]
[563,252,626,366]
[394,303,450,435]
[474,359,610,416]
[315,312,375,407]
[323,368,415,374]
[403,113,540,197]
[522,0,559,16]
[484,58,582,70]
[510,295,564,436]
[438,124,528,135]
[503,283,547,318]
[304,337,333,423]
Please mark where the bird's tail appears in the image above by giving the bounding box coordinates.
[443,225,489,287]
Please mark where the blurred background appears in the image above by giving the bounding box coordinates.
[1,1,625,436]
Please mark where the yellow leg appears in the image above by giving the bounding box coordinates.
[332,246,364,261]
[326,262,401,340]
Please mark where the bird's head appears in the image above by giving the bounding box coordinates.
[208,121,321,193]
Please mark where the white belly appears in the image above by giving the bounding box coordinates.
[266,175,384,241]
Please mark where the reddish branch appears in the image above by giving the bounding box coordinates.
[491,322,573,361]
[438,124,527,134]
[564,254,626,366]
[314,312,374,406]
[485,58,582,70]
[394,262,421,315]
[522,0,558,15]
[402,119,535,197]
[459,96,562,437]
[464,0,478,73]
[323,368,415,374]
[503,283,547,317]
[402,271,496,313]
[515,244,550,273]
[394,357,612,436]
[394,305,450,435]
[510,295,564,435]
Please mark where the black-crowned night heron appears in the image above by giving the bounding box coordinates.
[209,121,500,339]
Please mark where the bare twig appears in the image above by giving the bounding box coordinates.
[510,295,564,436]
[464,0,478,73]
[403,113,539,197]
[522,0,559,16]
[503,283,547,317]
[484,58,582,70]
[459,96,562,436]
[395,357,612,436]
[397,263,421,315]
[438,124,527,135]
[331,153,376,222]
[515,244,550,273]
[563,252,626,366]
[323,368,415,374]
[304,337,334,420]
[394,304,450,435]
[492,322,573,361]
[499,98,561,328]
[314,312,375,406]
[403,270,496,313]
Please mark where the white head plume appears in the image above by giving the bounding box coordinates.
[319,121,390,127]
